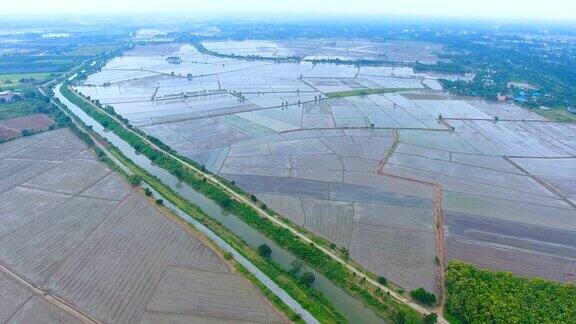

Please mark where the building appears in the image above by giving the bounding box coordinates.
[0,90,21,103]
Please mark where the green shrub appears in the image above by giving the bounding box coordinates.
[300,271,315,287]
[128,174,142,186]
[257,244,272,258]
[377,276,387,285]
[423,313,437,324]
[410,288,436,306]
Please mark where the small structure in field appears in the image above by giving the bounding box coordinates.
[165,56,182,64]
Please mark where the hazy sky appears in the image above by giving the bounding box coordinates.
[2,0,576,22]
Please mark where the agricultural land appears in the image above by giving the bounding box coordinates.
[0,128,285,323]
[72,39,576,306]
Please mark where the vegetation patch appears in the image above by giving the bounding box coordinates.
[533,108,576,122]
[0,72,55,90]
[445,261,576,324]
[326,88,416,98]
[65,44,122,57]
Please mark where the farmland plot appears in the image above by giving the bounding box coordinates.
[6,296,80,324]
[445,211,576,283]
[144,266,283,323]
[511,157,576,205]
[45,192,231,323]
[0,130,286,323]
[0,271,34,323]
[0,272,80,324]
[23,158,112,195]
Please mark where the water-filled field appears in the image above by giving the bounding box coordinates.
[74,42,576,295]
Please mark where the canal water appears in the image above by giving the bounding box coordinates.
[55,86,384,323]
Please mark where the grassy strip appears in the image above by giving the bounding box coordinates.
[446,261,576,324]
[61,84,425,323]
[534,108,576,122]
[325,88,416,98]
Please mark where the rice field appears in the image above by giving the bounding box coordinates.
[202,39,444,63]
[73,42,576,295]
[0,129,285,323]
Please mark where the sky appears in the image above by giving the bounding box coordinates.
[2,0,576,22]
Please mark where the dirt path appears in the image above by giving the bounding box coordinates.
[433,184,447,318]
[375,129,448,322]
[376,128,399,175]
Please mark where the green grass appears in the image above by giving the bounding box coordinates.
[534,108,576,122]
[0,73,54,90]
[0,100,42,119]
[446,261,576,324]
[325,88,417,98]
[66,44,122,56]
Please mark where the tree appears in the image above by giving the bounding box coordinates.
[410,287,437,306]
[144,188,152,197]
[300,271,315,287]
[377,276,387,285]
[289,259,303,276]
[173,168,183,180]
[155,198,163,205]
[423,313,438,324]
[250,194,257,202]
[128,174,142,186]
[257,244,272,258]
[219,196,232,208]
[95,148,105,159]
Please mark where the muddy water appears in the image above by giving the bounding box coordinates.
[55,86,384,323]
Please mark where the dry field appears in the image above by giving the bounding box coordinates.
[0,271,79,324]
[0,129,285,323]
[0,113,54,140]
[74,42,576,295]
